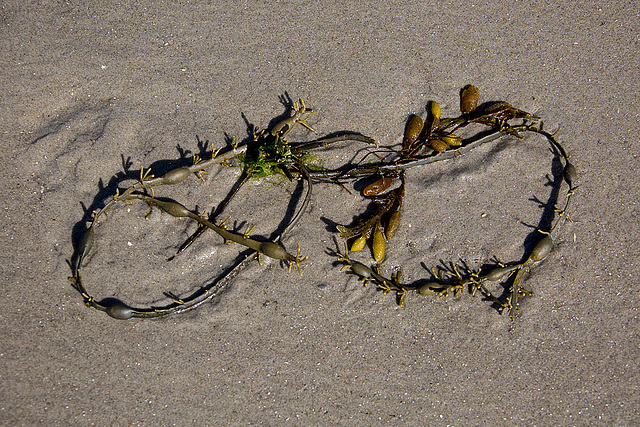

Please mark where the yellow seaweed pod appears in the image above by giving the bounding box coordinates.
[460,85,480,115]
[421,101,441,140]
[403,115,424,151]
[350,233,367,252]
[440,133,462,147]
[429,100,441,121]
[385,211,401,240]
[428,139,449,152]
[160,167,191,185]
[530,235,553,262]
[362,175,396,197]
[372,226,385,262]
[417,282,439,296]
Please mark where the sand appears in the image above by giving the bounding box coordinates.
[1,1,638,424]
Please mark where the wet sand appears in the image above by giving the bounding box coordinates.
[1,1,639,424]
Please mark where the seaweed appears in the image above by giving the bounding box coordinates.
[69,86,577,321]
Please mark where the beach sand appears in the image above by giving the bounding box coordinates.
[1,1,638,424]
